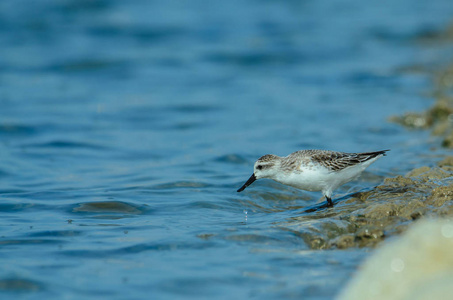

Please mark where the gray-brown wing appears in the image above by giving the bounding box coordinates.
[310,150,388,171]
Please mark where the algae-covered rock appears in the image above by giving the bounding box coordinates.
[395,199,427,220]
[360,202,398,219]
[405,166,431,177]
[355,227,385,247]
[432,203,453,217]
[389,98,452,131]
[388,113,429,129]
[281,164,453,250]
[442,131,453,148]
[406,166,452,181]
[391,66,453,149]
[438,156,453,167]
[428,99,453,122]
[329,235,355,249]
[383,175,417,186]
[427,184,453,207]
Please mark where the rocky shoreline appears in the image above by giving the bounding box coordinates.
[283,158,453,250]
[390,23,453,149]
[284,29,453,251]
[334,23,453,300]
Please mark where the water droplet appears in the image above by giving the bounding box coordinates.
[441,224,453,238]
[390,258,405,272]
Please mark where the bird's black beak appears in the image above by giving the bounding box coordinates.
[237,174,257,192]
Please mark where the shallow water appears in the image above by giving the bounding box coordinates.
[1,0,453,299]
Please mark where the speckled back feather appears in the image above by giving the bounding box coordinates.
[287,149,389,172]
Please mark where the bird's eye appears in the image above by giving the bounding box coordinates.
[257,165,263,170]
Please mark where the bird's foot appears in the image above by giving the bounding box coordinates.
[326,197,334,207]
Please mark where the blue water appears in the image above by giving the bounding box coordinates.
[1,0,453,299]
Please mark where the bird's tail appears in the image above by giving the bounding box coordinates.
[358,149,390,159]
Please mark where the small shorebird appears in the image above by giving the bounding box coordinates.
[237,149,389,207]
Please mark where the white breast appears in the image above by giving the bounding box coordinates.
[273,164,330,192]
[271,156,380,193]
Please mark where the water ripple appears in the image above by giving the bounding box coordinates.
[60,241,217,258]
[72,201,147,215]
[0,278,44,292]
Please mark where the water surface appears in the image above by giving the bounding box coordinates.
[1,0,453,299]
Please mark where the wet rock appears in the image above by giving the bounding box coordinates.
[438,156,453,167]
[395,199,427,219]
[355,227,385,244]
[389,112,429,129]
[442,131,453,148]
[409,209,424,220]
[381,175,419,188]
[390,69,453,149]
[427,99,453,127]
[405,166,452,181]
[432,203,453,217]
[427,184,453,207]
[308,236,326,250]
[377,175,430,197]
[328,235,355,249]
[404,166,431,178]
[282,164,453,250]
[293,231,327,250]
[361,203,398,219]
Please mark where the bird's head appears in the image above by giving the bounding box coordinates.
[237,154,279,192]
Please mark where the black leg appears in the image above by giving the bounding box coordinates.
[326,196,334,207]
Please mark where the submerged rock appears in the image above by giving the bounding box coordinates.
[337,219,453,300]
